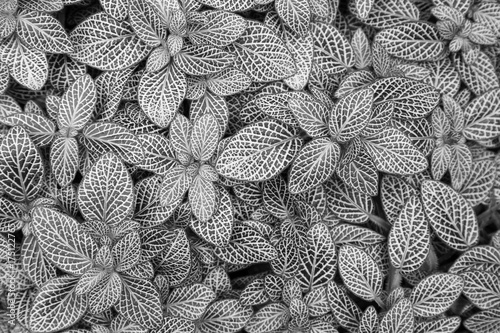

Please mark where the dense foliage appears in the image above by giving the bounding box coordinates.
[1,0,500,332]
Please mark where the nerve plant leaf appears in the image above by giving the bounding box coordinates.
[339,245,383,302]
[0,126,44,202]
[216,120,302,182]
[31,207,98,275]
[78,153,134,227]
[421,180,479,251]
[166,283,216,321]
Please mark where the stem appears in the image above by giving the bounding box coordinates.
[369,214,391,234]
[386,263,401,295]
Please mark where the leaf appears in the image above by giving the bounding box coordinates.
[338,245,383,302]
[338,148,379,196]
[21,234,56,287]
[175,44,234,76]
[461,160,495,206]
[196,0,254,11]
[82,122,145,165]
[449,245,500,275]
[191,91,229,132]
[216,120,301,182]
[95,68,134,121]
[188,11,247,47]
[0,95,22,118]
[275,0,311,36]
[330,88,374,142]
[189,175,219,222]
[422,57,461,96]
[16,10,72,54]
[166,283,216,320]
[2,112,56,146]
[191,186,233,247]
[245,303,290,333]
[191,114,220,161]
[134,175,176,228]
[288,97,329,138]
[0,126,44,202]
[50,136,79,187]
[205,68,251,96]
[55,74,95,130]
[31,207,98,275]
[464,307,500,333]
[283,29,313,91]
[421,180,479,251]
[158,316,195,333]
[115,275,163,329]
[138,64,186,128]
[362,127,428,175]
[473,2,500,37]
[311,22,353,74]
[388,196,430,274]
[364,0,420,28]
[375,22,445,61]
[263,175,294,219]
[462,270,500,309]
[297,222,337,292]
[155,229,191,286]
[326,282,362,332]
[371,77,440,119]
[453,51,499,96]
[410,273,464,317]
[159,164,192,207]
[379,298,414,333]
[232,21,296,82]
[136,134,177,176]
[101,0,128,21]
[29,275,86,333]
[214,224,277,265]
[324,178,374,224]
[88,271,122,314]
[78,153,134,227]
[198,299,253,333]
[0,197,23,232]
[70,12,151,70]
[18,0,63,12]
[0,35,47,90]
[414,317,461,333]
[463,89,500,141]
[288,138,340,194]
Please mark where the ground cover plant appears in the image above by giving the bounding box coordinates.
[0,0,500,332]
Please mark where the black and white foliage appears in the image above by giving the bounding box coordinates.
[1,0,500,332]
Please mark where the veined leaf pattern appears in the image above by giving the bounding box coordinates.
[166,283,216,320]
[216,120,302,182]
[379,298,414,333]
[31,207,98,275]
[339,244,383,302]
[388,195,430,274]
[78,153,134,227]
[421,180,479,251]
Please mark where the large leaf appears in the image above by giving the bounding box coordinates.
[78,153,134,227]
[81,122,145,165]
[70,12,152,70]
[214,224,277,265]
[388,195,430,274]
[29,275,87,333]
[245,303,290,333]
[275,0,311,36]
[362,127,428,175]
[2,112,56,147]
[449,245,500,275]
[115,275,163,329]
[296,222,337,292]
[138,64,186,128]
[216,120,301,182]
[410,273,464,317]
[189,175,219,222]
[326,282,362,332]
[310,22,353,74]
[370,77,439,119]
[16,10,72,54]
[175,44,234,76]
[421,180,479,251]
[191,114,220,161]
[31,207,98,275]
[0,126,44,202]
[288,138,340,194]
[339,245,383,302]
[453,51,499,96]
[232,21,296,82]
[58,75,95,131]
[375,22,445,61]
[462,270,500,310]
[0,35,47,90]
[198,299,252,333]
[166,283,216,320]
[188,11,247,47]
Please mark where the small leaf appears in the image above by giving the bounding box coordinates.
[198,299,252,333]
[311,22,354,74]
[50,136,79,187]
[245,303,290,333]
[379,298,414,333]
[166,283,216,320]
